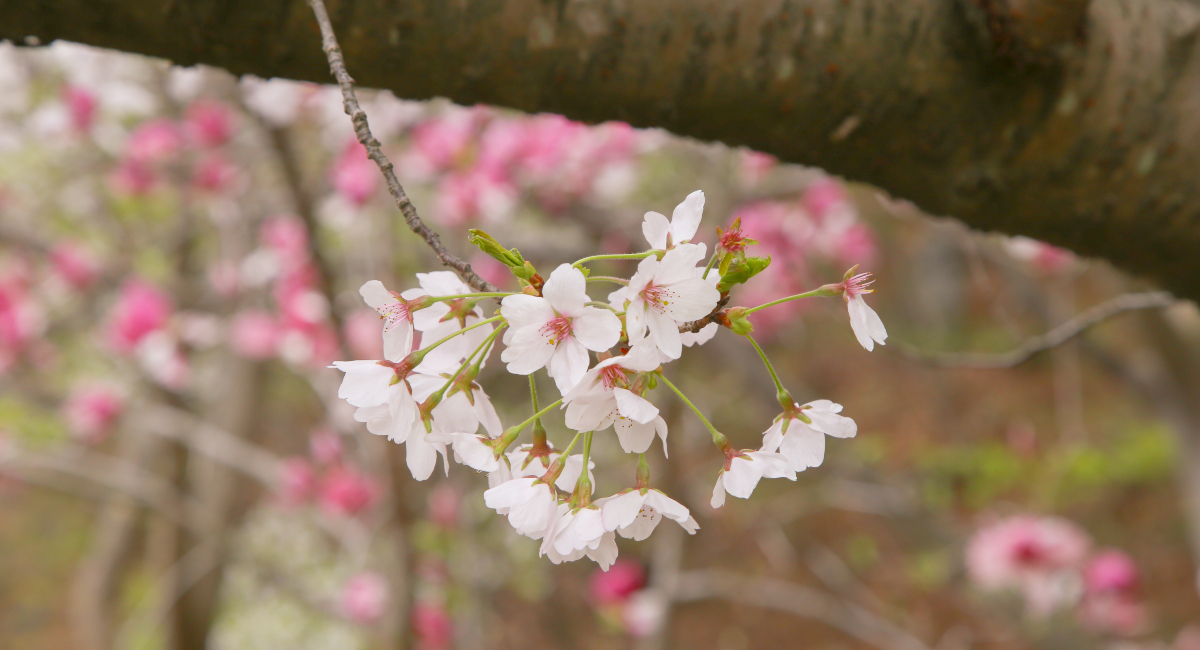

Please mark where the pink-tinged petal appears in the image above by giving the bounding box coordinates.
[761,418,786,453]
[542,264,587,316]
[680,322,718,347]
[618,339,663,372]
[624,299,648,344]
[359,280,395,310]
[549,336,591,395]
[602,491,648,531]
[805,399,842,413]
[722,459,765,499]
[660,277,721,322]
[501,326,556,375]
[411,302,449,332]
[613,388,659,424]
[710,474,727,508]
[806,409,857,439]
[571,307,622,351]
[382,323,413,362]
[779,424,825,469]
[483,477,538,509]
[653,416,669,457]
[654,243,707,285]
[500,294,555,329]
[614,417,656,454]
[847,296,875,351]
[669,190,704,244]
[647,308,683,360]
[750,451,797,480]
[332,361,393,407]
[585,532,619,571]
[565,397,615,433]
[642,211,671,249]
[432,392,479,434]
[417,271,470,297]
[859,296,888,344]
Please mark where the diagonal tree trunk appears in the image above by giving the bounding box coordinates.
[5,0,1200,299]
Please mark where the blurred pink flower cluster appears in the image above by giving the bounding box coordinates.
[105,279,190,389]
[966,514,1149,636]
[110,99,238,196]
[277,428,379,518]
[588,561,666,637]
[379,107,643,225]
[731,177,877,336]
[61,385,124,445]
[227,216,342,367]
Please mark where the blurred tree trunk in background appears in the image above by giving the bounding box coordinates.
[6,0,1200,300]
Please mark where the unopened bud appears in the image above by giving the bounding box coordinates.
[468,229,524,268]
[725,306,754,335]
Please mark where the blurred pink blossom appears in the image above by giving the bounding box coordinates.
[331,140,380,207]
[1005,236,1074,274]
[309,429,343,465]
[192,153,238,193]
[49,242,100,290]
[590,560,645,606]
[62,85,97,134]
[62,385,124,445]
[344,309,385,360]
[184,101,235,148]
[966,515,1091,616]
[110,159,158,196]
[125,119,184,164]
[408,108,482,175]
[342,572,389,624]
[259,216,310,271]
[412,602,453,650]
[106,279,173,354]
[622,590,667,637]
[803,176,849,220]
[1078,591,1148,637]
[207,260,240,298]
[427,484,459,529]
[319,467,378,516]
[466,253,510,291]
[277,457,315,505]
[229,310,280,359]
[1086,550,1140,594]
[433,169,516,226]
[738,150,777,186]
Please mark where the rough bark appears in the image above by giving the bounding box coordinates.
[4,0,1200,300]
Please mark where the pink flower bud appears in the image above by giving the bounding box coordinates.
[319,467,378,516]
[184,100,235,148]
[49,242,100,291]
[341,572,389,624]
[1085,550,1139,594]
[229,310,280,359]
[106,279,173,354]
[62,385,124,445]
[589,560,645,606]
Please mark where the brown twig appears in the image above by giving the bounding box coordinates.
[306,0,497,293]
[679,295,731,333]
[899,291,1175,369]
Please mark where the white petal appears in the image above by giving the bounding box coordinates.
[750,450,798,479]
[500,325,556,375]
[417,271,469,297]
[332,360,393,408]
[432,392,479,434]
[779,424,825,469]
[601,491,648,531]
[571,307,622,351]
[722,458,765,499]
[618,339,663,372]
[359,280,395,310]
[661,277,721,322]
[614,418,656,454]
[548,337,590,395]
[760,418,786,453]
[411,302,449,332]
[846,296,875,351]
[654,243,707,286]
[500,294,555,330]
[613,388,659,424]
[644,489,691,524]
[642,211,671,249]
[406,431,440,480]
[710,474,727,508]
[680,322,718,347]
[669,190,704,244]
[584,531,619,571]
[382,323,413,363]
[455,434,499,472]
[805,399,842,413]
[805,409,857,439]
[653,416,669,458]
[472,390,504,438]
[647,308,682,360]
[542,264,588,316]
[624,299,648,344]
[858,295,888,345]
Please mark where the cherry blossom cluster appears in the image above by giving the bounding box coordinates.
[333,190,888,571]
[966,514,1150,636]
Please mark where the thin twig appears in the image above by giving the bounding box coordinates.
[306,0,497,293]
[900,291,1175,369]
[672,570,931,650]
[679,295,731,333]
[140,404,284,488]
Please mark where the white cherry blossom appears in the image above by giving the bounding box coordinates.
[562,340,668,455]
[602,488,699,541]
[500,263,622,394]
[359,280,427,362]
[483,476,559,539]
[843,272,887,351]
[487,445,594,493]
[540,503,619,570]
[623,243,721,360]
[411,271,494,367]
[761,399,857,472]
[642,190,704,250]
[710,450,796,508]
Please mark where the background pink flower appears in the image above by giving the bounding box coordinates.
[105,279,173,354]
[341,572,389,624]
[62,385,124,445]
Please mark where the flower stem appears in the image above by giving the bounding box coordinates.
[574,431,594,507]
[702,251,719,279]
[427,326,501,406]
[412,314,504,362]
[659,374,728,448]
[428,292,516,302]
[585,276,630,285]
[745,334,786,396]
[572,252,655,268]
[743,287,830,315]
[585,301,623,314]
[513,398,564,435]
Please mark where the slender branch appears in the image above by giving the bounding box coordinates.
[901,291,1175,369]
[305,0,497,293]
[678,294,731,334]
[671,570,931,650]
[572,252,656,267]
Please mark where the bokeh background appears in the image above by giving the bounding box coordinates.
[1,41,1198,650]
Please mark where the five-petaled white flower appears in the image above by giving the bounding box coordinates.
[642,190,704,250]
[540,503,619,570]
[710,450,796,508]
[359,280,428,362]
[602,488,699,541]
[483,476,560,540]
[562,339,668,455]
[843,272,887,351]
[500,264,622,394]
[622,244,721,360]
[487,445,594,494]
[761,399,857,472]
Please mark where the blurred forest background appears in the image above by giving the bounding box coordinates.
[1,40,1199,650]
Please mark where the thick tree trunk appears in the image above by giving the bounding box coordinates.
[4,0,1200,300]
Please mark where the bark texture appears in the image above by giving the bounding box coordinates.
[4,0,1200,298]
